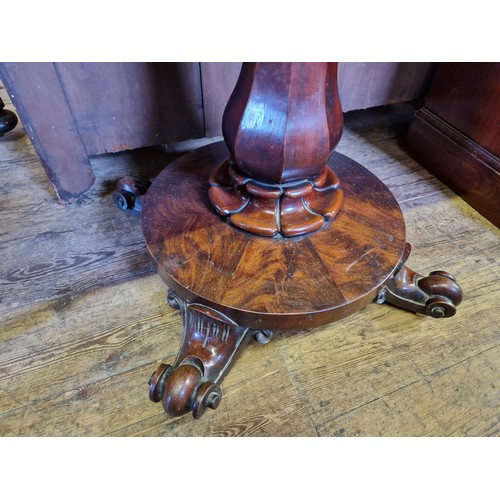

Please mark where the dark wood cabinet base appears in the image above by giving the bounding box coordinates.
[405,108,500,227]
[404,63,500,228]
[133,141,463,419]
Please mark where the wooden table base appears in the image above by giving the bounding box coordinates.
[125,141,462,419]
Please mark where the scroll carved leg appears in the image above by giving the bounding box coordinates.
[149,290,273,419]
[377,243,463,318]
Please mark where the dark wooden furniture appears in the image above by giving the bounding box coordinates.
[0,97,18,136]
[0,62,436,203]
[117,63,462,419]
[405,63,500,227]
[0,62,203,203]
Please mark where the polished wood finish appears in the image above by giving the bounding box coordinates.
[405,63,500,227]
[222,63,343,183]
[202,63,438,137]
[1,101,496,436]
[208,161,344,237]
[112,175,151,217]
[379,244,463,318]
[143,141,407,330]
[143,139,410,418]
[209,63,344,237]
[424,63,499,156]
[141,63,463,419]
[1,62,436,203]
[148,290,267,419]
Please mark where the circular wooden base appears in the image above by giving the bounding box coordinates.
[142,141,406,331]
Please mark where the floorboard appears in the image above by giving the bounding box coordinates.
[0,89,498,437]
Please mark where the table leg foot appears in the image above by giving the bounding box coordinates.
[149,290,273,419]
[377,243,463,318]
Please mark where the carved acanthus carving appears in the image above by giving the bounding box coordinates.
[148,291,273,419]
[208,62,344,237]
[209,160,343,237]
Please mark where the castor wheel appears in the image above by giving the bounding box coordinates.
[379,244,463,318]
[0,97,18,137]
[148,363,173,403]
[112,175,151,216]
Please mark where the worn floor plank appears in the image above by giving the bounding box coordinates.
[0,91,498,437]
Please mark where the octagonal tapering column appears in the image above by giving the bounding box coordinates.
[209,62,344,237]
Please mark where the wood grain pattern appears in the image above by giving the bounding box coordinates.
[0,63,204,203]
[1,62,436,204]
[147,59,420,419]
[142,141,406,330]
[1,97,498,437]
[0,130,181,314]
[201,62,437,137]
[210,62,344,237]
[222,63,343,182]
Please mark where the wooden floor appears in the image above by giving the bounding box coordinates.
[1,88,499,437]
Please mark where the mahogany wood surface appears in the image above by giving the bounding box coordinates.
[148,290,259,419]
[208,161,344,237]
[405,109,500,227]
[142,141,407,331]
[222,63,342,183]
[404,63,500,227]
[2,99,497,436]
[1,62,435,203]
[424,63,500,156]
[210,62,344,237]
[202,63,437,137]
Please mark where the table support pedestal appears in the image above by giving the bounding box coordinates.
[115,63,462,420]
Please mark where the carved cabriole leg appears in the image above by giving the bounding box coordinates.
[148,290,272,419]
[377,243,463,318]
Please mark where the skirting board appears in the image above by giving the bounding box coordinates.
[404,108,500,228]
